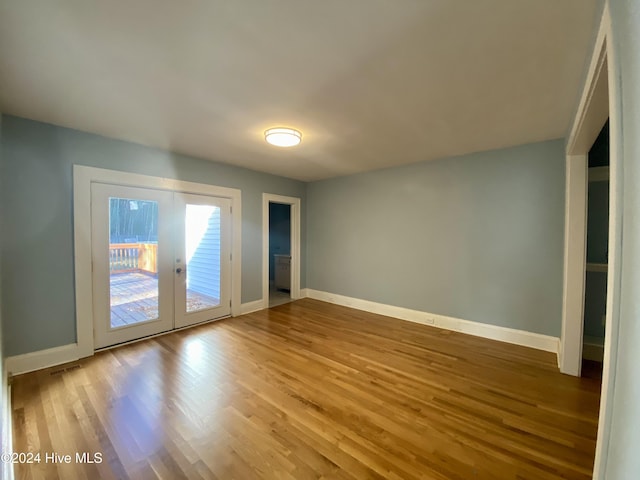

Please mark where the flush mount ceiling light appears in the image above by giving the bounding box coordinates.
[264,127,302,147]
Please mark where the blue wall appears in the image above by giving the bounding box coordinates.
[306,140,566,337]
[0,116,567,356]
[0,115,306,356]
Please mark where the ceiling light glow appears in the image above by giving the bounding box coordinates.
[264,127,302,147]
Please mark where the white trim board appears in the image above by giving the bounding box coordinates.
[305,289,560,354]
[560,153,588,375]
[561,4,613,377]
[240,300,264,315]
[6,344,81,376]
[73,165,242,358]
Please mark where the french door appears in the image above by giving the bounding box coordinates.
[91,184,231,349]
[174,193,231,328]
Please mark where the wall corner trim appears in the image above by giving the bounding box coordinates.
[5,344,82,376]
[239,300,265,315]
[305,289,560,355]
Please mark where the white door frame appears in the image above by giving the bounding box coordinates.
[73,165,242,357]
[561,5,622,478]
[561,10,611,376]
[262,193,301,307]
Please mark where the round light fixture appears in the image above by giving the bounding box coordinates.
[264,127,302,147]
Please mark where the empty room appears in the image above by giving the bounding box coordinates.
[1,1,639,479]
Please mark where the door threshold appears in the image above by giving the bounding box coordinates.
[94,315,232,353]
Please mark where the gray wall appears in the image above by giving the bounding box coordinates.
[0,115,306,356]
[604,0,640,477]
[306,140,565,337]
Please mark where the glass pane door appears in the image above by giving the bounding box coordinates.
[92,184,174,349]
[185,203,221,312]
[175,193,231,328]
[108,197,160,327]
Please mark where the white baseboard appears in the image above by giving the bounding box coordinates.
[300,288,310,298]
[6,344,81,376]
[239,299,265,315]
[305,289,560,354]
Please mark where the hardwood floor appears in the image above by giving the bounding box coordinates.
[11,299,601,479]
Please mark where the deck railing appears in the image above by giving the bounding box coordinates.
[109,243,158,274]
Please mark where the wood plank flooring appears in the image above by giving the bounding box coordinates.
[11,299,601,479]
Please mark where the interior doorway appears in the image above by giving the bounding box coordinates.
[561,38,611,378]
[582,121,609,367]
[560,6,622,477]
[262,193,301,309]
[268,202,292,307]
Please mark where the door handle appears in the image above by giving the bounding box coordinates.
[176,267,183,274]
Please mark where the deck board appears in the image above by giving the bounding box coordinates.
[109,272,219,327]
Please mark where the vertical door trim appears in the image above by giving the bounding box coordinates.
[73,165,242,356]
[561,5,611,376]
[560,154,588,376]
[562,4,622,478]
[262,193,301,308]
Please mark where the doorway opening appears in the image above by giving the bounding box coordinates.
[561,40,610,378]
[268,202,292,307]
[582,120,609,372]
[560,6,621,477]
[261,193,301,309]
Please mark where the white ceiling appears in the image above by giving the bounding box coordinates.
[0,1,599,182]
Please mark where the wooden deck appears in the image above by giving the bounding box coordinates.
[110,272,219,327]
[11,299,601,480]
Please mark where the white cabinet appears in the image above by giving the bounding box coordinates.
[274,254,291,291]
